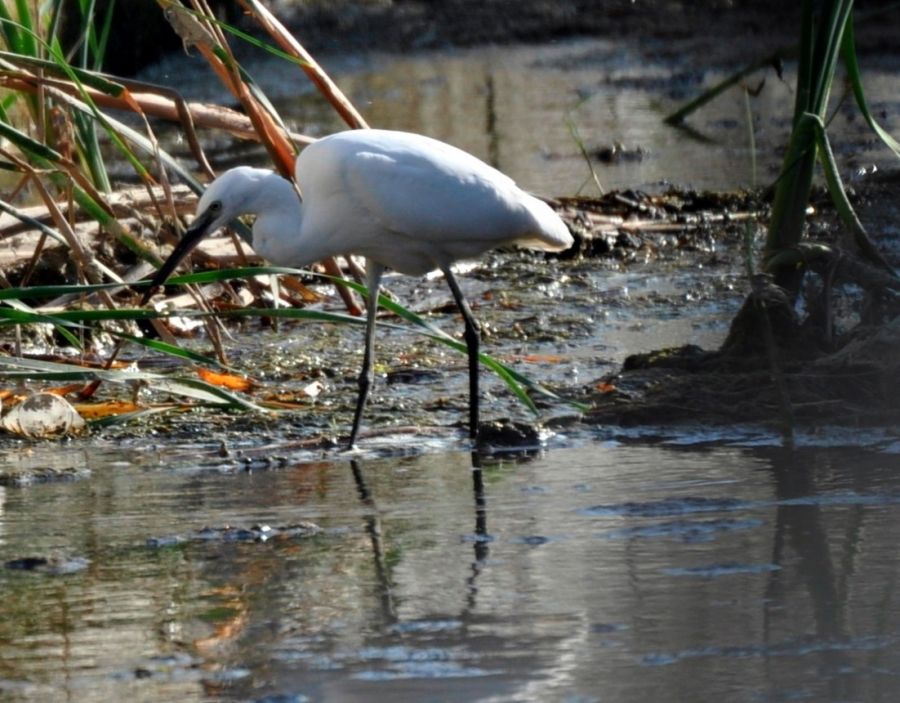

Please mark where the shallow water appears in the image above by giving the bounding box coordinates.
[2,439,900,702]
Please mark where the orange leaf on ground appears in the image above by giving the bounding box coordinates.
[197,368,256,392]
[595,381,618,393]
[73,401,143,420]
[278,276,325,303]
[46,383,86,397]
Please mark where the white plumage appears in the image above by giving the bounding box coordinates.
[147,129,573,446]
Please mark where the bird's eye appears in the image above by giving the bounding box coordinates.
[209,201,223,213]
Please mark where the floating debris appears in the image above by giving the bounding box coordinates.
[146,522,322,548]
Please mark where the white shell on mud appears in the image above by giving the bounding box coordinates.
[1,393,86,439]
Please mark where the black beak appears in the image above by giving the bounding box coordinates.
[140,208,216,305]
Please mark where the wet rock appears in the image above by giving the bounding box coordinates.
[622,344,710,371]
[475,419,547,449]
[593,143,645,164]
[719,274,802,357]
[386,367,443,384]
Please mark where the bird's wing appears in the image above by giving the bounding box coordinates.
[341,148,531,245]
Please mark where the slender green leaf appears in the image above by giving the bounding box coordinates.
[0,120,63,162]
[1,265,573,413]
[177,4,310,69]
[0,303,233,370]
[1,301,83,348]
[0,307,164,323]
[314,277,565,409]
[0,356,265,410]
[0,5,24,54]
[0,267,311,302]
[664,51,784,126]
[0,199,69,246]
[841,21,900,158]
[12,0,36,56]
[110,331,235,370]
[93,1,117,70]
[803,111,896,272]
[0,51,126,96]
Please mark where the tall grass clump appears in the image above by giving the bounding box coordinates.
[667,0,899,304]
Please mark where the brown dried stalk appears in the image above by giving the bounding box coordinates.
[237,0,370,130]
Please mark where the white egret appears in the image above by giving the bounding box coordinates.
[145,129,573,447]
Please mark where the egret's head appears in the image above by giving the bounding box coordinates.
[142,167,275,303]
[192,167,276,237]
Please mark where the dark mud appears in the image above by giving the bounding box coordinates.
[580,175,900,435]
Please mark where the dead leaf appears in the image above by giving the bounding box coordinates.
[72,401,143,420]
[278,275,325,303]
[46,383,86,397]
[197,368,256,392]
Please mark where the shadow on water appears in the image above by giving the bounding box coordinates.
[348,453,492,624]
[1,439,900,701]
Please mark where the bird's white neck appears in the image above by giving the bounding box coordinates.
[243,171,310,266]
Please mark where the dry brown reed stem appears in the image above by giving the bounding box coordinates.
[237,0,370,314]
[237,0,370,130]
[2,151,105,283]
[185,0,365,315]
[1,154,124,329]
[178,0,295,176]
[187,2,361,314]
[0,74,313,155]
[149,3,359,317]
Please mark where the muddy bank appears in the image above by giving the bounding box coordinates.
[581,174,900,434]
[4,171,899,452]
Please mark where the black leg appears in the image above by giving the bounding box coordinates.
[441,265,480,439]
[349,260,385,449]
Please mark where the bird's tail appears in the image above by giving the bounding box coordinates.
[519,196,574,252]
